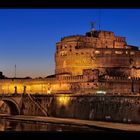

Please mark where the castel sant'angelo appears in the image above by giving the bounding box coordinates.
[1,24,140,95]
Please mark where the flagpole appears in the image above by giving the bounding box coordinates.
[98,9,101,31]
[15,64,16,78]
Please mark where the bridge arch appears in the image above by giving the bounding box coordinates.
[2,98,20,115]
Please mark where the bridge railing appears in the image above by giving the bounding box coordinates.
[27,94,48,116]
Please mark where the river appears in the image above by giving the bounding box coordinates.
[0,117,104,132]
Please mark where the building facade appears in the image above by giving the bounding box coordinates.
[55,26,140,77]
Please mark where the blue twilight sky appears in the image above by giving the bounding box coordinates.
[0,9,140,78]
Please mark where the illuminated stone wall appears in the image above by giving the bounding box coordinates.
[0,79,71,94]
[131,68,140,77]
[55,30,140,77]
[21,95,140,123]
[0,75,140,95]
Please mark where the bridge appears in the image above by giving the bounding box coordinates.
[0,93,48,116]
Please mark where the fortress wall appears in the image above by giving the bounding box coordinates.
[55,46,134,76]
[55,48,96,75]
[21,95,140,123]
[55,30,140,77]
[0,75,140,95]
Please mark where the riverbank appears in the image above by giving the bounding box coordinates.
[1,115,140,132]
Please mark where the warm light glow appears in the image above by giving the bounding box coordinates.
[96,90,106,94]
[115,51,123,54]
[95,50,100,54]
[57,95,70,106]
[47,89,52,94]
[128,76,131,79]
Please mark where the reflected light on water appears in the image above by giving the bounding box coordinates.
[0,117,101,131]
[0,123,5,131]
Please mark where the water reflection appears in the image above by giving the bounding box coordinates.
[0,117,101,132]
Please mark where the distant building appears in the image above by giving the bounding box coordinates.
[1,25,140,95]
